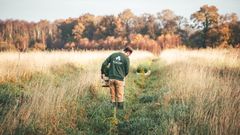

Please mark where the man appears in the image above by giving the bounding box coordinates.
[101,46,133,110]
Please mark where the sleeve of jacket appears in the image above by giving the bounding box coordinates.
[125,58,130,76]
[101,55,111,74]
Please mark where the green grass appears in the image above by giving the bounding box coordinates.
[0,54,239,135]
[117,59,184,135]
[0,59,164,134]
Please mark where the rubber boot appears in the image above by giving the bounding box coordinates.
[117,102,124,110]
[117,102,125,120]
[111,101,117,108]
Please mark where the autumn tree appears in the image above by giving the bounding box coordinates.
[191,5,219,48]
[138,13,158,39]
[157,9,178,35]
[229,21,240,47]
[78,14,96,40]
[72,22,85,42]
[96,15,117,39]
[225,13,240,47]
[46,21,62,49]
[0,7,239,52]
[58,18,77,43]
[118,9,135,42]
[175,16,193,44]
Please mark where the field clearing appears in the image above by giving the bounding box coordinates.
[161,49,240,67]
[0,51,154,83]
[160,49,240,135]
[0,49,239,135]
[0,50,155,135]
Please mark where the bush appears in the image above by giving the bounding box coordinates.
[136,64,150,73]
[0,83,24,106]
[0,42,16,51]
[32,43,46,51]
[0,83,26,123]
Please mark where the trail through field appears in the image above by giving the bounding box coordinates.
[1,50,239,135]
[112,58,171,135]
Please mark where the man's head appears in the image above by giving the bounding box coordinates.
[123,46,133,57]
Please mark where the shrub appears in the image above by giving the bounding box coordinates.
[0,42,16,51]
[136,64,150,73]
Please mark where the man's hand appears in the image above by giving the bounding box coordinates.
[101,74,104,79]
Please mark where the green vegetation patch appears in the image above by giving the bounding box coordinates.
[0,83,27,122]
[136,62,151,73]
[0,83,25,106]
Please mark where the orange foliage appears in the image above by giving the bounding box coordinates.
[157,34,181,49]
[129,34,161,55]
[33,43,47,51]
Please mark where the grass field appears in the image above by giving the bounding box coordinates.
[0,49,239,135]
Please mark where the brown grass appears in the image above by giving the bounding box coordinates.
[0,50,154,134]
[160,48,240,135]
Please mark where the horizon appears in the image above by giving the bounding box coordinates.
[0,0,240,22]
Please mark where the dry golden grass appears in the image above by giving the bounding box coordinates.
[1,49,239,134]
[0,50,154,134]
[0,51,154,83]
[160,48,240,135]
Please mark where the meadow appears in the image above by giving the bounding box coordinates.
[0,49,239,135]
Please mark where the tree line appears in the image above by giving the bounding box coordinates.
[0,5,239,54]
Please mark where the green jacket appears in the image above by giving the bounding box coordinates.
[101,52,130,81]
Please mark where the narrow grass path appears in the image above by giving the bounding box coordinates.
[0,58,192,135]
[114,58,191,135]
[1,51,239,135]
[77,58,170,135]
[115,58,169,135]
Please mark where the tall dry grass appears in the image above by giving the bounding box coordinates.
[0,50,154,134]
[160,49,240,135]
[0,51,154,83]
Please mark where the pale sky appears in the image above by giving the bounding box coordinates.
[0,0,239,22]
